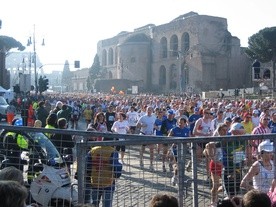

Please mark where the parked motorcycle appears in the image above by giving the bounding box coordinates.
[0,127,78,207]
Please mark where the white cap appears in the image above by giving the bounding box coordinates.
[253,109,259,114]
[258,140,273,153]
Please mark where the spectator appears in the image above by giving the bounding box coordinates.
[45,113,58,138]
[0,166,24,185]
[84,137,122,206]
[149,193,178,207]
[35,101,49,127]
[51,118,75,174]
[240,140,276,193]
[33,119,42,128]
[242,189,271,207]
[0,180,28,207]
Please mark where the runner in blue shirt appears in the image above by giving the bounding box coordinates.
[168,117,190,186]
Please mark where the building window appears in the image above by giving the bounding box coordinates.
[160,37,168,58]
[159,66,166,85]
[170,35,178,57]
[263,69,271,79]
[108,48,114,65]
[181,32,190,52]
[169,64,177,89]
[102,49,107,66]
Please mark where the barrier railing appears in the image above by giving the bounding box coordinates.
[0,125,275,207]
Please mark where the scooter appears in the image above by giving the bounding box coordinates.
[0,127,78,207]
[30,163,78,207]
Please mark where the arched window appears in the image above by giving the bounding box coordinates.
[102,49,107,66]
[160,37,167,58]
[181,32,190,52]
[159,66,166,85]
[169,64,177,89]
[263,69,271,79]
[170,35,178,57]
[108,48,114,65]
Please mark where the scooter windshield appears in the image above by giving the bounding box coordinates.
[28,132,63,165]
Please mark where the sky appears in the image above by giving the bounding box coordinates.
[1,0,275,73]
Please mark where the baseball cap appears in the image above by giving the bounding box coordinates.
[258,140,273,153]
[194,107,199,112]
[224,117,232,123]
[232,116,242,123]
[253,109,259,114]
[229,123,244,132]
[167,109,175,115]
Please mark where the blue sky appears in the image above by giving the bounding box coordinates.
[1,0,275,72]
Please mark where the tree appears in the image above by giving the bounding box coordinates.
[87,54,103,91]
[61,60,72,92]
[0,35,25,88]
[245,27,276,89]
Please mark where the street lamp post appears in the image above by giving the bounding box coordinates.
[27,25,44,95]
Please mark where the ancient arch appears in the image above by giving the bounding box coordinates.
[170,35,178,57]
[159,65,166,86]
[102,49,107,66]
[169,64,177,89]
[160,37,168,58]
[108,48,114,65]
[181,32,190,52]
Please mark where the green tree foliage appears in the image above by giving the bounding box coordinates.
[245,27,276,62]
[0,35,25,52]
[87,54,103,90]
[0,35,25,88]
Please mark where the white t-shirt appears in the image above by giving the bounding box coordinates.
[126,111,139,126]
[252,116,260,127]
[111,120,129,135]
[137,115,156,135]
[253,161,274,193]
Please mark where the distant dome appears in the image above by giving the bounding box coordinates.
[117,31,129,36]
[124,33,150,43]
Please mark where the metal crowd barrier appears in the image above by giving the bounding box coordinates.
[0,125,275,207]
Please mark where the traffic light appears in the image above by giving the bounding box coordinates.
[38,76,49,93]
[74,60,80,68]
[44,78,49,90]
[252,59,261,79]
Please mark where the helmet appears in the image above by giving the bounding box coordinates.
[14,118,23,126]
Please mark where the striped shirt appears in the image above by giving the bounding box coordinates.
[251,124,271,156]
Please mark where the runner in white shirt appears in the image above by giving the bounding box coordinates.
[111,112,130,163]
[126,106,139,134]
[136,106,156,171]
